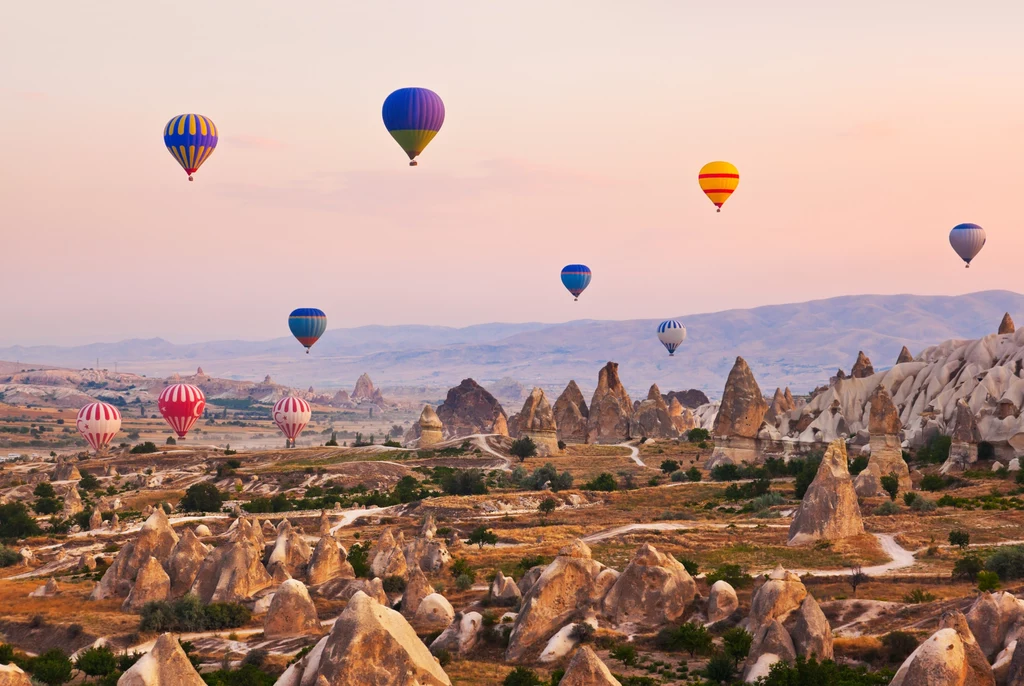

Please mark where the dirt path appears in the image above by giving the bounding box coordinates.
[617,442,646,468]
[469,434,511,470]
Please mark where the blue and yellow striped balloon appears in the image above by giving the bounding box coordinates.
[288,308,327,353]
[382,88,445,166]
[164,114,218,181]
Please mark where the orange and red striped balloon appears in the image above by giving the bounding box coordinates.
[698,161,739,212]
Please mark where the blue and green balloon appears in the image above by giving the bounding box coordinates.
[288,308,327,353]
[382,88,445,166]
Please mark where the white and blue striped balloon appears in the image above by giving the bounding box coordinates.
[949,223,986,268]
[657,320,687,356]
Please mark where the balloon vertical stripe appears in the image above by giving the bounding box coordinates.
[77,402,122,453]
[164,113,218,179]
[158,383,206,438]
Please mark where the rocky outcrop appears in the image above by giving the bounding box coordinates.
[277,591,451,686]
[420,513,437,540]
[709,357,768,467]
[88,509,102,531]
[944,399,982,474]
[601,543,695,631]
[587,362,633,444]
[52,457,81,481]
[0,663,32,686]
[510,388,561,455]
[430,611,483,656]
[855,385,913,498]
[123,556,170,612]
[630,385,680,439]
[265,579,321,638]
[897,346,914,364]
[965,592,1024,662]
[62,486,84,517]
[507,539,614,662]
[189,518,272,603]
[370,528,408,579]
[664,389,711,409]
[413,593,455,633]
[401,566,432,618]
[29,578,60,598]
[403,536,451,574]
[118,633,206,686]
[890,610,995,686]
[307,536,354,586]
[267,520,312,579]
[1001,313,1016,335]
[850,351,874,378]
[436,379,508,438]
[417,405,444,447]
[351,373,383,404]
[668,398,698,433]
[91,510,179,600]
[766,388,796,426]
[560,645,621,686]
[490,571,522,605]
[553,381,589,444]
[166,528,210,597]
[708,580,739,624]
[319,577,389,606]
[788,439,864,545]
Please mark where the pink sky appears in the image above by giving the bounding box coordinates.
[2,1,1022,345]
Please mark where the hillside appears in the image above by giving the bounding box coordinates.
[4,291,1023,399]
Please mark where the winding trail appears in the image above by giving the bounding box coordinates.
[617,441,646,468]
[469,434,511,470]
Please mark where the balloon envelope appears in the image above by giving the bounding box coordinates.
[949,223,986,267]
[560,264,592,300]
[288,308,327,351]
[158,383,206,439]
[698,161,739,211]
[382,88,445,164]
[273,396,312,442]
[164,114,218,180]
[76,402,122,453]
[657,320,687,356]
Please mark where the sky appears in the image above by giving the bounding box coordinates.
[2,1,1023,346]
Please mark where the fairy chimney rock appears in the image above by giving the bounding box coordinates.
[553,380,589,444]
[515,388,561,455]
[896,346,914,364]
[587,362,633,444]
[418,405,444,447]
[999,313,1016,334]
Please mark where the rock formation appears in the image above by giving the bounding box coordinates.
[0,663,32,686]
[403,536,451,573]
[896,346,914,364]
[420,513,437,539]
[51,457,81,481]
[587,362,633,444]
[709,357,768,466]
[850,351,875,378]
[766,387,796,426]
[629,385,680,439]
[413,593,455,632]
[29,578,60,598]
[166,528,210,597]
[118,633,206,686]
[436,379,508,438]
[601,543,696,631]
[788,439,864,545]
[553,380,589,444]
[417,405,444,447]
[663,389,711,409]
[506,539,615,662]
[91,509,179,600]
[122,556,170,612]
[668,398,698,433]
[1000,313,1016,335]
[890,610,995,686]
[401,565,433,618]
[62,486,84,517]
[88,509,102,531]
[277,591,451,686]
[265,579,321,638]
[319,577,389,606]
[707,580,739,624]
[742,566,832,681]
[431,611,484,656]
[509,387,561,455]
[944,399,982,473]
[490,571,522,605]
[854,384,913,498]
[560,645,621,686]
[965,591,1024,662]
[307,536,354,586]
[370,528,408,579]
[351,373,382,403]
[189,518,272,603]
[267,520,312,579]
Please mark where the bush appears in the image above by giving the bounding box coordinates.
[79,471,101,491]
[880,472,900,500]
[903,492,917,506]
[0,502,41,539]
[910,497,937,512]
[670,470,686,482]
[849,455,869,476]
[33,483,56,498]
[517,464,573,492]
[920,474,948,492]
[455,573,473,591]
[166,436,176,445]
[985,546,1024,580]
[138,595,251,632]
[0,546,20,567]
[503,666,543,686]
[758,656,892,685]
[29,649,73,685]
[75,646,117,677]
[584,473,617,491]
[557,440,566,451]
[676,556,698,576]
[686,466,702,482]
[953,553,986,581]
[130,441,158,454]
[34,496,61,515]
[382,576,406,594]
[610,643,637,666]
[901,588,936,604]
[882,631,919,663]
[793,456,823,499]
[509,437,538,462]
[570,622,595,643]
[661,459,680,474]
[917,435,952,464]
[948,529,970,549]
[710,464,741,481]
[347,543,370,578]
[687,428,710,442]
[874,500,901,515]
[723,627,752,662]
[706,564,752,588]
[180,482,224,512]
[538,497,557,521]
[450,558,475,582]
[704,651,737,682]
[977,570,1001,592]
[440,469,488,496]
[202,664,277,686]
[658,622,713,656]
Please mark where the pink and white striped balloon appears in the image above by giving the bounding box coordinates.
[76,401,123,453]
[158,383,206,439]
[273,396,311,444]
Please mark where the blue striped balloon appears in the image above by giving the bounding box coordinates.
[163,114,218,181]
[657,320,687,356]
[288,308,327,353]
[560,264,592,301]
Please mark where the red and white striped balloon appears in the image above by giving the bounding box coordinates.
[273,396,312,443]
[158,383,206,439]
[76,402,122,453]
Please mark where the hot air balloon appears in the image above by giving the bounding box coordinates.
[158,383,206,439]
[382,88,445,166]
[164,114,218,181]
[657,320,687,356]
[698,161,739,212]
[949,223,986,268]
[288,308,327,353]
[76,402,122,454]
[273,396,312,448]
[560,264,592,301]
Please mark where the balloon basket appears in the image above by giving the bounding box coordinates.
[409,161,418,167]
[188,175,194,182]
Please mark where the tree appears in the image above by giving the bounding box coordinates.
[660,459,680,474]
[325,432,338,447]
[686,466,702,482]
[609,643,637,667]
[880,472,900,501]
[166,436,176,445]
[977,570,1000,592]
[79,470,100,491]
[347,543,370,578]
[538,497,557,524]
[953,553,985,581]
[722,627,752,663]
[659,622,713,656]
[449,558,475,581]
[509,436,537,462]
[848,566,868,597]
[180,483,224,512]
[948,529,970,550]
[30,648,73,685]
[583,473,617,492]
[687,428,710,442]
[503,666,543,686]
[33,495,61,515]
[74,646,116,678]
[33,483,56,499]
[705,651,737,683]
[467,526,498,549]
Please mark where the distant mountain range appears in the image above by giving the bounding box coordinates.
[4,291,1022,401]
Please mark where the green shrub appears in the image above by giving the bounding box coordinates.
[180,482,225,512]
[583,473,617,491]
[917,435,952,465]
[953,553,985,581]
[849,455,869,476]
[757,656,892,685]
[450,558,475,582]
[710,464,741,481]
[347,543,371,578]
[704,651,737,682]
[440,469,488,496]
[660,460,680,474]
[901,588,935,604]
[570,622,595,643]
[503,666,543,686]
[722,627,752,661]
[658,622,713,655]
[874,500,901,515]
[903,492,918,506]
[706,564,752,588]
[610,643,637,666]
[517,464,573,492]
[882,631,918,663]
[28,649,73,685]
[880,472,900,500]
[138,595,250,632]
[74,646,116,677]
[509,437,538,462]
[382,576,406,594]
[910,497,937,512]
[129,442,158,454]
[467,526,498,549]
[948,529,970,549]
[794,456,823,499]
[0,502,41,539]
[686,466,702,482]
[0,546,21,567]
[675,556,698,576]
[687,428,710,442]
[670,470,686,482]
[202,664,277,686]
[920,474,948,492]
[985,545,1024,580]
[977,570,1000,592]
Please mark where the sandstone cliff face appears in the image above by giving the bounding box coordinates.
[0,663,32,686]
[118,633,206,686]
[553,381,589,443]
[663,389,711,409]
[713,357,768,439]
[788,439,865,545]
[267,520,312,579]
[766,387,796,426]
[944,398,982,474]
[965,591,1024,662]
[307,536,354,586]
[509,388,560,455]
[601,543,695,631]
[436,379,508,438]
[351,373,382,403]
[52,457,81,481]
[166,528,209,598]
[587,363,633,444]
[629,385,680,439]
[370,528,408,580]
